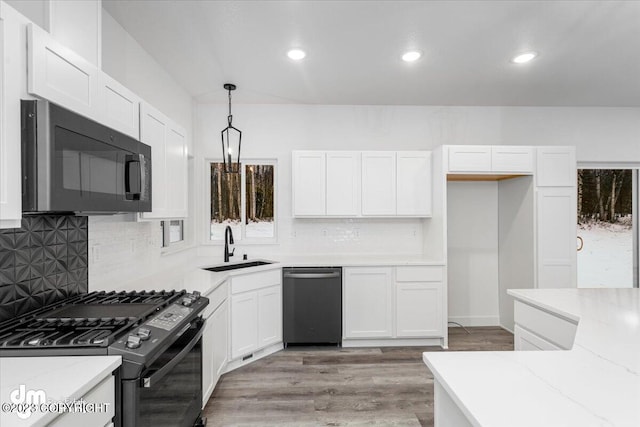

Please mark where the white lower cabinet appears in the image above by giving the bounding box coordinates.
[230,292,259,359]
[514,325,561,351]
[229,269,283,361]
[258,286,282,347]
[513,300,578,350]
[343,266,445,342]
[396,282,442,337]
[202,288,229,406]
[50,375,115,427]
[343,267,394,338]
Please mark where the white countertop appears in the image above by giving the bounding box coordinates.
[0,356,121,427]
[423,288,640,427]
[107,254,444,297]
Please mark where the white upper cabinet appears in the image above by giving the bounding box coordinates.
[0,3,30,228]
[447,145,534,174]
[536,146,576,187]
[97,73,141,139]
[27,23,100,120]
[326,151,359,216]
[292,151,326,216]
[139,103,188,220]
[293,150,432,218]
[491,146,534,173]
[361,151,396,216]
[448,145,492,172]
[397,151,432,216]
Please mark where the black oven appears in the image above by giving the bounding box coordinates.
[120,318,205,427]
[21,99,152,214]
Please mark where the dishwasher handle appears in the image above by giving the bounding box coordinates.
[283,272,341,279]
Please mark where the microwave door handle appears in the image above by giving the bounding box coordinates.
[125,154,142,200]
[139,154,147,201]
[141,323,204,388]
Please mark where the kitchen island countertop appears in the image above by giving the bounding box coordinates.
[423,288,640,427]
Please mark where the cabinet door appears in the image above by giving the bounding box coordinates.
[396,282,442,337]
[292,151,325,216]
[361,152,396,216]
[343,267,393,338]
[491,146,534,173]
[326,151,359,216]
[536,187,577,288]
[139,103,168,219]
[201,315,215,406]
[230,292,258,359]
[514,325,561,351]
[97,72,140,139]
[48,0,101,66]
[536,146,576,187]
[165,126,188,218]
[397,151,432,216]
[0,5,29,228]
[447,146,491,172]
[211,299,229,382]
[258,285,282,348]
[27,23,99,119]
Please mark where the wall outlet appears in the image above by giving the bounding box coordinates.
[91,245,101,263]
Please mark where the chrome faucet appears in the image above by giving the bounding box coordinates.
[224,226,235,262]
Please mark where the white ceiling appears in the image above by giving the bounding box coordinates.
[103,0,640,107]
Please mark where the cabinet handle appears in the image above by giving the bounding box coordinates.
[577,236,584,252]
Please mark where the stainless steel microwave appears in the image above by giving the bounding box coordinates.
[21,100,152,214]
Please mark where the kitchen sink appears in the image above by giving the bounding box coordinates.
[203,260,273,272]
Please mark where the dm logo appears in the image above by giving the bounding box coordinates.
[10,385,46,419]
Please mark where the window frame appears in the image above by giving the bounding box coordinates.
[204,158,278,245]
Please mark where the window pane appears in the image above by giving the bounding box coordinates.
[577,169,634,288]
[245,164,275,238]
[210,162,242,240]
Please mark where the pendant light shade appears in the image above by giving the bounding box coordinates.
[221,83,242,173]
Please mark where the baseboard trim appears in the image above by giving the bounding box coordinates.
[224,342,283,374]
[342,338,443,348]
[448,315,500,327]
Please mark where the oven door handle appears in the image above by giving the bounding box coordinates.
[141,322,204,388]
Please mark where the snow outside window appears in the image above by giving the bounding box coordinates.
[209,160,276,243]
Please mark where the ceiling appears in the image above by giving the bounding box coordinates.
[102,1,640,107]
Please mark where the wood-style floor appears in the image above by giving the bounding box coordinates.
[203,327,513,426]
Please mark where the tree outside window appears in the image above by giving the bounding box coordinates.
[209,161,276,242]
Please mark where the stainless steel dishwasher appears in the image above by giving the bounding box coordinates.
[283,267,342,346]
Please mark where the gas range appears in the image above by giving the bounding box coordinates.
[0,289,209,427]
[0,290,205,356]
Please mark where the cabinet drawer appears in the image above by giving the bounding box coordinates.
[203,280,229,318]
[514,325,561,351]
[50,375,114,427]
[396,266,444,282]
[231,269,281,294]
[448,146,492,172]
[491,146,534,173]
[514,301,577,350]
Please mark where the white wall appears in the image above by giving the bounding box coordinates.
[88,10,196,291]
[194,104,640,263]
[447,181,500,326]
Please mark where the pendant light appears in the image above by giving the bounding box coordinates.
[221,83,242,173]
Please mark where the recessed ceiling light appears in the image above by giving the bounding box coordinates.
[287,49,306,60]
[402,51,422,62]
[512,51,538,64]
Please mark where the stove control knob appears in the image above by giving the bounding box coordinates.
[126,335,141,349]
[138,328,151,340]
[182,297,193,307]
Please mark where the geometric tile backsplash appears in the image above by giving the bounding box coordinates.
[0,215,88,323]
